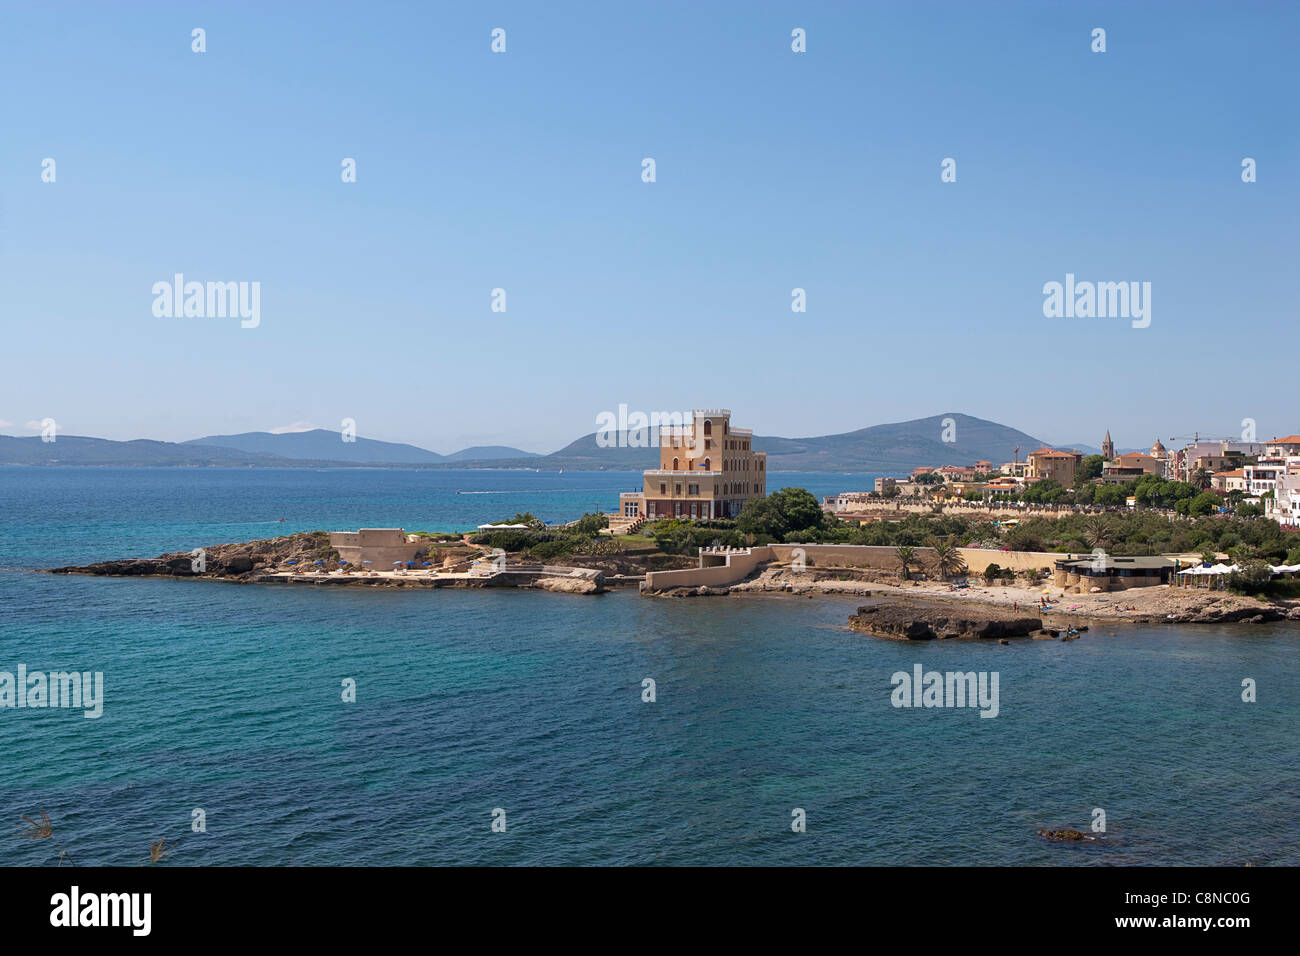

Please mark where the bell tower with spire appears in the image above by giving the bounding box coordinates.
[1102,430,1114,461]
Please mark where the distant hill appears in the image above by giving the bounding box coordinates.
[187,429,446,464]
[186,430,537,465]
[442,445,538,462]
[0,435,297,467]
[756,413,1046,472]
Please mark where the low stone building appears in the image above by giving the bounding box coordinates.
[1051,554,1176,592]
[327,528,424,569]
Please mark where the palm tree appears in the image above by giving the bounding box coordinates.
[927,538,967,580]
[1192,467,1212,491]
[1082,514,1111,550]
[895,545,917,581]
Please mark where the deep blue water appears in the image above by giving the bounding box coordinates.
[1,467,1297,866]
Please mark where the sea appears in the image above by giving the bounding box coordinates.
[1,467,1296,866]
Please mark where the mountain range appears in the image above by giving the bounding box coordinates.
[181,430,536,465]
[0,414,1071,473]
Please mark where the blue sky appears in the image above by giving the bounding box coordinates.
[2,1,1296,453]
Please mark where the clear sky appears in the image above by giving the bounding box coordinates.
[2,1,1296,454]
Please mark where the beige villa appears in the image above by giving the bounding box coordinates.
[619,408,766,520]
[1026,447,1084,485]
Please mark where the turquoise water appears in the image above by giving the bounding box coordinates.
[1,468,1297,865]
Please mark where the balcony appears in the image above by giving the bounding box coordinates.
[644,469,722,477]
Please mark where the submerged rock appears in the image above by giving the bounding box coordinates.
[1037,829,1095,842]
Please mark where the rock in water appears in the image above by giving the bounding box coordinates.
[1037,829,1093,842]
[848,603,1042,640]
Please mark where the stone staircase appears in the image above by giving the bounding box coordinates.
[605,513,647,536]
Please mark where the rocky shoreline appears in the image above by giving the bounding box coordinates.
[44,532,605,594]
[42,535,1300,622]
[653,563,1300,625]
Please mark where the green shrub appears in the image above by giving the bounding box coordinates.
[1226,560,1274,595]
[527,539,575,561]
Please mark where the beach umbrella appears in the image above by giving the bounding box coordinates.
[314,560,324,565]
[286,560,298,566]
[421,562,431,567]
[362,560,372,565]
[339,560,349,565]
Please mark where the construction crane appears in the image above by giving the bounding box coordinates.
[1169,433,1238,445]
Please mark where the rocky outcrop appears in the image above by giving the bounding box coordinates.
[849,603,1042,640]
[46,532,337,580]
[46,534,606,595]
[532,575,604,595]
[1164,604,1289,624]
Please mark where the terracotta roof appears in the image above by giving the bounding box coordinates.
[1270,436,1300,444]
[1029,448,1077,458]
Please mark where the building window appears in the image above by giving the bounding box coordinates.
[659,483,666,495]
[672,457,679,470]
[703,420,712,436]
[689,483,699,495]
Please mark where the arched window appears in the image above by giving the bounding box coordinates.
[703,458,711,471]
[672,458,679,471]
[703,420,712,436]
